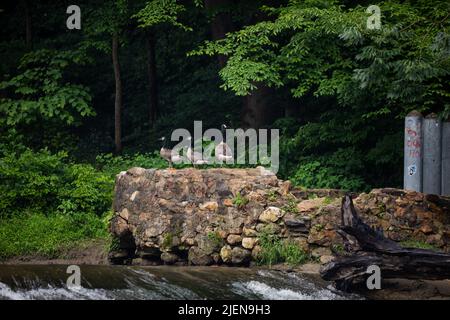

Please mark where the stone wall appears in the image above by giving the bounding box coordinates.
[109,168,450,265]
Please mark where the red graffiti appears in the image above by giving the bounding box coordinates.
[409,150,421,158]
[407,139,421,148]
[406,128,417,137]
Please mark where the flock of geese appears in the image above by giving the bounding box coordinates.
[159,124,233,168]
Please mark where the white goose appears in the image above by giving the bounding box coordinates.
[215,124,233,165]
[187,136,209,167]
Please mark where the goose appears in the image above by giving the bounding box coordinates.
[215,124,233,165]
[159,137,182,169]
[187,136,209,167]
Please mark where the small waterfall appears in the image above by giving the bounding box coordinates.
[0,265,359,300]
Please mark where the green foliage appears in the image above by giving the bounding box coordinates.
[162,232,174,249]
[0,49,94,127]
[290,157,366,191]
[0,213,108,260]
[257,232,308,266]
[232,192,249,208]
[281,197,298,214]
[193,0,450,190]
[207,231,223,248]
[133,0,192,31]
[0,149,112,218]
[267,190,278,202]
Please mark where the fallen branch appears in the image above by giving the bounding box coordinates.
[320,195,450,291]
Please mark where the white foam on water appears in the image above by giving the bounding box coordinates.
[232,280,341,300]
[0,282,111,300]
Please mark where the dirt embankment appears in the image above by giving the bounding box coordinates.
[1,239,109,265]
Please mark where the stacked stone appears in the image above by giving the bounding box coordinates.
[110,168,450,266]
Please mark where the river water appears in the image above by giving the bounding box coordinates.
[0,265,361,300]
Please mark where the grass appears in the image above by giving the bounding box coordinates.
[257,232,308,266]
[232,192,249,208]
[0,212,109,260]
[400,240,440,251]
[207,231,223,247]
[281,196,298,214]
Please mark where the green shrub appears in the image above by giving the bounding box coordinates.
[0,148,113,218]
[257,232,308,266]
[289,157,366,191]
[232,192,249,208]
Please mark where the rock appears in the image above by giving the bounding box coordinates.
[231,247,251,265]
[220,245,232,263]
[259,206,284,223]
[297,263,321,274]
[320,255,334,264]
[183,237,196,246]
[243,227,257,237]
[311,247,332,259]
[308,229,331,246]
[279,181,291,196]
[256,222,281,234]
[227,234,242,245]
[284,218,309,234]
[251,245,262,260]
[161,252,179,265]
[223,199,233,207]
[217,229,228,239]
[127,167,147,176]
[297,198,325,213]
[199,201,219,212]
[292,237,309,252]
[119,208,129,220]
[197,235,221,255]
[188,247,214,266]
[110,215,129,237]
[242,237,257,249]
[130,191,139,202]
[420,224,433,234]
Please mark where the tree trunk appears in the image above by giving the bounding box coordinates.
[241,84,275,129]
[112,33,123,154]
[320,195,450,292]
[146,31,158,127]
[204,0,275,129]
[204,0,233,68]
[24,0,32,50]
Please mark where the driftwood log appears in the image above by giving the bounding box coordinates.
[320,195,450,291]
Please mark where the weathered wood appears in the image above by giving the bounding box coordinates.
[320,195,450,291]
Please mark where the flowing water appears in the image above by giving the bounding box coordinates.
[0,265,360,300]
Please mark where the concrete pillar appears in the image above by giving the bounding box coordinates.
[404,111,423,192]
[423,113,442,195]
[442,120,450,196]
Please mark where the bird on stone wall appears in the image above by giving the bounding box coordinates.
[187,136,209,168]
[215,124,233,166]
[159,137,182,170]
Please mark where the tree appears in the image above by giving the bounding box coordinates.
[83,0,130,154]
[0,49,94,128]
[192,0,450,188]
[22,0,32,50]
[146,30,158,127]
[134,0,193,129]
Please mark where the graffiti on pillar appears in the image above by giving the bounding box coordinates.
[408,164,417,176]
[406,120,421,159]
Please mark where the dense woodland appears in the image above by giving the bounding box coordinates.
[0,0,449,259]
